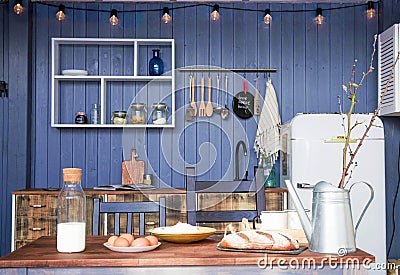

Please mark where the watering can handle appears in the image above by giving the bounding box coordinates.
[349,181,374,234]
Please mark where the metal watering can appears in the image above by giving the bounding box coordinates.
[285,180,374,254]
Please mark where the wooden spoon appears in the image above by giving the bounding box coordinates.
[205,76,213,117]
[190,76,197,116]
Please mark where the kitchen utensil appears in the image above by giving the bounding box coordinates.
[122,149,145,184]
[214,75,223,114]
[186,76,195,121]
[254,77,261,115]
[190,75,197,116]
[285,179,374,254]
[205,76,213,117]
[198,76,206,116]
[232,79,254,119]
[220,75,229,120]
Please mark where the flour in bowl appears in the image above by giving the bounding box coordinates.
[156,222,199,234]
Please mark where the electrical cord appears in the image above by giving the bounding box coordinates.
[32,1,378,15]
[387,140,400,258]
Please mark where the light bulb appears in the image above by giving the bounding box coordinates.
[109,9,119,26]
[162,7,171,24]
[314,8,324,25]
[366,1,376,19]
[56,4,66,21]
[13,0,24,15]
[211,4,220,21]
[263,9,272,25]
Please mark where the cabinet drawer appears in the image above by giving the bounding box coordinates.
[15,195,58,217]
[15,216,57,240]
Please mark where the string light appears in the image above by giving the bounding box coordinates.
[13,0,24,15]
[314,8,324,25]
[263,9,272,25]
[162,7,171,24]
[210,4,220,21]
[56,4,66,21]
[109,9,119,26]
[366,1,376,19]
[33,2,376,26]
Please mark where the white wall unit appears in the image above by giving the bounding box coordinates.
[51,38,175,128]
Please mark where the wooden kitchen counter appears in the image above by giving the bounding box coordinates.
[0,235,374,274]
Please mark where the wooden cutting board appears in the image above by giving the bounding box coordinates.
[122,149,145,184]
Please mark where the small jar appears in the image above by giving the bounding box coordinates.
[90,104,100,124]
[151,103,168,125]
[129,103,147,124]
[112,111,127,125]
[143,174,153,185]
[75,112,87,124]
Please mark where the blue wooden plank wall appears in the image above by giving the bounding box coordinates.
[4,0,400,259]
[31,2,378,189]
[380,0,400,260]
[0,0,9,257]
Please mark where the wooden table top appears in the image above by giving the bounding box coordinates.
[0,235,374,268]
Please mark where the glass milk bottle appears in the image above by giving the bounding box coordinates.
[57,168,86,253]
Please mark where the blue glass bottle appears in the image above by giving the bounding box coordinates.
[149,49,164,76]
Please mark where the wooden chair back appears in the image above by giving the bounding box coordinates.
[186,167,265,227]
[92,197,166,235]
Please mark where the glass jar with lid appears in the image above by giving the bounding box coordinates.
[129,103,147,124]
[112,111,127,125]
[57,168,86,253]
[151,103,168,124]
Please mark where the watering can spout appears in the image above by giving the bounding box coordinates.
[284,180,312,243]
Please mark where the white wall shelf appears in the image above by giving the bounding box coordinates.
[51,38,175,128]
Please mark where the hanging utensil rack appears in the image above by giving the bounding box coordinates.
[178,68,277,74]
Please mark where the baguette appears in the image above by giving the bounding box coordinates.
[218,230,300,251]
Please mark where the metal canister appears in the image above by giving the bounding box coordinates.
[129,103,146,124]
[151,103,168,124]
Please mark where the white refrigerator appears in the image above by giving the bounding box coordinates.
[281,113,386,273]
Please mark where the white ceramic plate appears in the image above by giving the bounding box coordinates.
[103,242,161,253]
[62,69,88,76]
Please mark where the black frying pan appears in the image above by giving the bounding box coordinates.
[232,79,254,119]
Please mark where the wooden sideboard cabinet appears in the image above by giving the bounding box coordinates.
[12,188,286,251]
[11,189,186,251]
[12,191,101,250]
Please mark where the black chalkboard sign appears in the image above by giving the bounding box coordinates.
[232,80,254,119]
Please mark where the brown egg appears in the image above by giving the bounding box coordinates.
[107,235,118,246]
[120,233,134,245]
[131,237,150,247]
[145,235,159,246]
[113,237,130,247]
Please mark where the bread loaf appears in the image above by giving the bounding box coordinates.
[218,230,300,251]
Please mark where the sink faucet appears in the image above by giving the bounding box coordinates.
[235,140,248,181]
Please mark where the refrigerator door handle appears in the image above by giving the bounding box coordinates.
[297,183,314,189]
